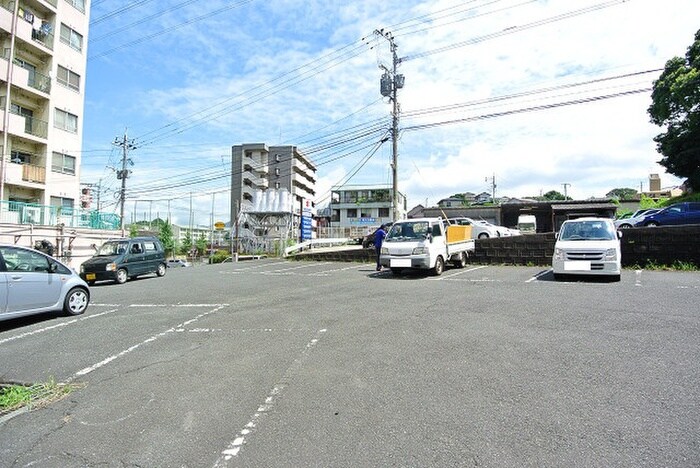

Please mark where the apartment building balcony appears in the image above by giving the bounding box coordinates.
[243,170,269,190]
[0,108,48,140]
[4,161,46,185]
[0,6,55,51]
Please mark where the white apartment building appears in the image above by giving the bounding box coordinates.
[329,184,406,237]
[230,143,317,217]
[0,0,89,224]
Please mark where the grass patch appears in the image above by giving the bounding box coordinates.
[629,259,699,271]
[0,378,83,415]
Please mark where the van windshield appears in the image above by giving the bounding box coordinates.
[386,222,429,241]
[96,241,130,256]
[559,221,616,241]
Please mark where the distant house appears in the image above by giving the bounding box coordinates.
[437,197,465,207]
[474,192,492,203]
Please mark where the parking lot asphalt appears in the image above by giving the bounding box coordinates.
[1,260,699,467]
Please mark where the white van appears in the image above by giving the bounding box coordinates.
[517,214,537,234]
[552,217,621,281]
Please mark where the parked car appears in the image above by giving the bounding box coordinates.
[80,236,167,285]
[167,258,192,268]
[362,223,394,249]
[552,217,621,281]
[634,202,700,227]
[615,209,660,229]
[0,244,90,321]
[447,218,501,239]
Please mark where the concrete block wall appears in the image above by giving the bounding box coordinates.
[470,225,700,267]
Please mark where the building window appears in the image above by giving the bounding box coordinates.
[275,182,281,189]
[57,65,80,92]
[10,151,31,164]
[60,24,83,52]
[275,154,281,162]
[378,208,390,217]
[64,0,85,13]
[52,152,76,175]
[275,168,280,176]
[54,108,78,133]
[347,208,357,218]
[50,196,74,215]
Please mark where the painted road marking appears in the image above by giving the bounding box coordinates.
[526,269,552,283]
[213,328,328,466]
[0,309,118,346]
[429,265,488,280]
[67,304,226,382]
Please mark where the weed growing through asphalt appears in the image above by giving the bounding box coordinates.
[0,377,83,414]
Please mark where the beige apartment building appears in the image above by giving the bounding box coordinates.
[0,0,90,225]
[230,143,317,217]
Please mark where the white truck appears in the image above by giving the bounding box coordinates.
[379,217,476,276]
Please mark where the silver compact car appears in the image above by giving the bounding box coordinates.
[0,244,90,322]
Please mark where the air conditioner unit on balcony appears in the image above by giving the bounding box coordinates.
[22,206,41,224]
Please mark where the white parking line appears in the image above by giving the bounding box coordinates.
[635,270,643,287]
[429,265,487,280]
[67,304,226,382]
[0,309,118,346]
[526,269,552,283]
[214,328,327,466]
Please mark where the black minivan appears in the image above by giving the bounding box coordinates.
[80,237,167,285]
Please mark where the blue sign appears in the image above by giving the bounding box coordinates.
[301,216,312,240]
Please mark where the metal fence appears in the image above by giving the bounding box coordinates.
[0,200,120,230]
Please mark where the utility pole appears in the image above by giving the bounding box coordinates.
[113,130,135,231]
[562,183,571,199]
[486,173,497,202]
[376,29,404,221]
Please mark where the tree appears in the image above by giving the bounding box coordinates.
[648,29,700,192]
[195,231,208,255]
[180,230,192,255]
[606,188,638,200]
[129,224,139,238]
[158,220,176,257]
[542,190,568,201]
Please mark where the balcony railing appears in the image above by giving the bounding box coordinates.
[0,200,121,230]
[22,163,46,183]
[13,60,51,93]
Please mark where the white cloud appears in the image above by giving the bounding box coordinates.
[82,0,698,223]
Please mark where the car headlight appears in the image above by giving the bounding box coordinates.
[412,246,427,255]
[105,262,117,271]
[604,248,617,261]
[554,248,564,260]
[381,247,389,255]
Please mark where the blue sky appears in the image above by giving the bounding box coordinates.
[82,0,699,227]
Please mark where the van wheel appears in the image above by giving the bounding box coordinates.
[478,233,489,239]
[116,269,128,284]
[156,263,166,277]
[432,256,445,276]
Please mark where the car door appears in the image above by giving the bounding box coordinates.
[126,241,146,275]
[0,258,8,316]
[663,204,686,225]
[0,246,62,313]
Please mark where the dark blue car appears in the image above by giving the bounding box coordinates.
[634,202,700,227]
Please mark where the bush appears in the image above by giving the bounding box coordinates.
[210,250,230,264]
